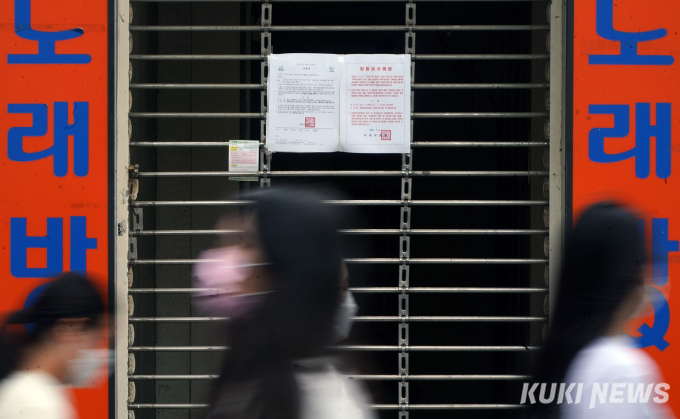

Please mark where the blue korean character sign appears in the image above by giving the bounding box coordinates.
[573,0,679,414]
[0,0,112,417]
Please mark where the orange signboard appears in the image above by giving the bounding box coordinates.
[572,0,679,414]
[0,0,111,417]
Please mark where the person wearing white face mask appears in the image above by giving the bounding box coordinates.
[192,187,375,419]
[0,272,108,419]
[333,262,360,343]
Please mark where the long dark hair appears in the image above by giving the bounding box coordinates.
[208,187,344,419]
[527,202,646,418]
[0,272,105,380]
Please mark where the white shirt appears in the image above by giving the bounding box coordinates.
[206,358,377,419]
[561,335,675,419]
[0,371,76,419]
[296,362,377,419]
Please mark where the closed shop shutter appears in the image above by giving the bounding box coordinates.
[123,0,559,418]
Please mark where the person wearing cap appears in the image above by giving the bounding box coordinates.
[0,272,108,419]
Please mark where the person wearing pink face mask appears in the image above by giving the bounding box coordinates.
[192,187,373,419]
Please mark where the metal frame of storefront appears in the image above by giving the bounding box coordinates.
[113,0,567,417]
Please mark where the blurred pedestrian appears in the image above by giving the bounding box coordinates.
[193,187,374,419]
[527,202,674,419]
[0,272,108,419]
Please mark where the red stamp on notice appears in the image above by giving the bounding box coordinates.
[381,130,391,141]
[305,117,315,128]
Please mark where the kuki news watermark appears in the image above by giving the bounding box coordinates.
[521,383,670,408]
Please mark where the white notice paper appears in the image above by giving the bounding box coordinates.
[266,53,411,154]
[229,140,259,181]
[267,54,341,152]
[340,55,410,154]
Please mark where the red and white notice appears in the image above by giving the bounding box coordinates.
[265,53,410,153]
[340,55,411,153]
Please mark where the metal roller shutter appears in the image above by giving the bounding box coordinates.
[120,0,563,418]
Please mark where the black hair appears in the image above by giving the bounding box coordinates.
[526,202,646,419]
[207,187,344,419]
[0,272,105,380]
